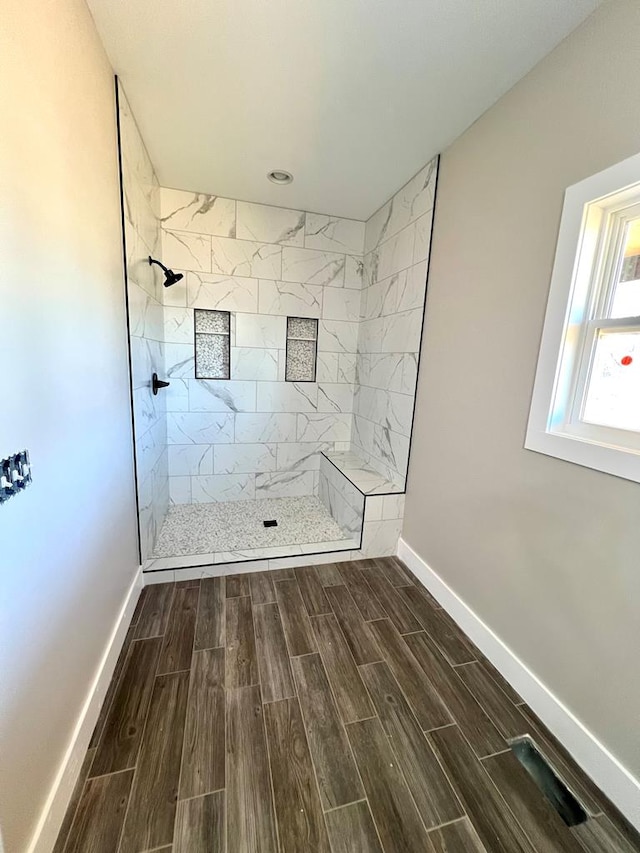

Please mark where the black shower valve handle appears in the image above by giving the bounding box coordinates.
[152,373,170,395]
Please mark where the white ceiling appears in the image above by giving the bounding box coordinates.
[88,0,602,220]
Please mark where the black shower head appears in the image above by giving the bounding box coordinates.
[148,256,184,288]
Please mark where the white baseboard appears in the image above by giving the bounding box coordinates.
[397,537,640,832]
[28,567,143,853]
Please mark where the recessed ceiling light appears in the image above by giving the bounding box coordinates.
[267,170,293,185]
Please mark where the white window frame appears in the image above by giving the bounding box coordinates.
[525,150,640,483]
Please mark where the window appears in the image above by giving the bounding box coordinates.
[526,151,640,483]
[285,317,318,382]
[194,309,230,379]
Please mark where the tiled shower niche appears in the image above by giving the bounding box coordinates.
[119,89,438,573]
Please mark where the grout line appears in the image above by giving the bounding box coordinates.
[425,816,471,835]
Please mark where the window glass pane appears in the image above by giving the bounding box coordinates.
[609,219,640,318]
[582,330,640,431]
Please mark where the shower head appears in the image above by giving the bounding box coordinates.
[148,256,184,288]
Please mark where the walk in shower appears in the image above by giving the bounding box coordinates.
[118,80,438,578]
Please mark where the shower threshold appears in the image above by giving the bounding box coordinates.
[145,495,360,572]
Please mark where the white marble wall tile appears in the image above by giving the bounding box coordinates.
[363,271,405,319]
[165,342,195,379]
[255,470,315,499]
[337,354,357,384]
[213,443,277,474]
[402,353,418,395]
[167,412,235,445]
[364,158,437,254]
[235,313,286,349]
[398,262,427,313]
[304,214,365,255]
[351,415,375,456]
[129,281,163,340]
[125,220,161,300]
[230,347,279,381]
[237,202,305,246]
[257,381,318,413]
[359,518,403,557]
[379,308,423,353]
[387,391,414,436]
[316,352,339,383]
[318,320,359,353]
[131,336,163,389]
[368,223,415,284]
[364,496,384,523]
[161,188,236,237]
[163,307,194,344]
[383,494,405,520]
[358,354,403,393]
[318,383,355,413]
[277,442,333,472]
[168,445,214,476]
[187,272,259,313]
[211,236,282,278]
[165,377,189,412]
[281,247,345,287]
[258,279,323,318]
[297,413,351,442]
[344,255,364,290]
[413,213,432,264]
[373,425,410,475]
[234,413,297,443]
[169,476,192,505]
[191,473,255,503]
[322,287,360,321]
[162,273,187,307]
[163,229,212,273]
[189,379,257,413]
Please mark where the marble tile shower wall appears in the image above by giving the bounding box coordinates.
[159,188,365,505]
[118,83,169,560]
[351,157,439,487]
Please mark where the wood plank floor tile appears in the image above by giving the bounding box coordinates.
[226,573,250,598]
[360,661,464,828]
[119,671,190,853]
[429,725,536,853]
[248,571,276,604]
[310,614,374,723]
[604,808,640,850]
[130,588,147,627]
[338,563,387,621]
[368,619,451,731]
[269,568,295,581]
[397,585,477,664]
[63,769,134,853]
[483,750,584,852]
[429,819,488,852]
[475,655,524,705]
[264,697,332,853]
[291,653,363,810]
[91,637,161,776]
[294,566,332,616]
[455,661,530,739]
[176,578,201,588]
[179,647,225,799]
[194,576,224,651]
[274,578,316,656]
[324,801,383,853]
[314,562,345,587]
[89,626,136,749]
[373,556,414,587]
[572,816,640,853]
[346,717,436,853]
[174,791,224,853]
[134,583,175,639]
[362,569,421,634]
[324,585,382,665]
[405,632,505,757]
[226,685,278,853]
[518,706,604,815]
[52,748,96,853]
[253,602,296,703]
[226,595,259,688]
[157,585,198,675]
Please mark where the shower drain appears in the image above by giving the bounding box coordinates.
[263,519,278,528]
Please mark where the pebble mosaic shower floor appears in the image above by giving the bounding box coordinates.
[153,495,350,557]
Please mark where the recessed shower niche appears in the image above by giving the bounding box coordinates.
[117,79,438,578]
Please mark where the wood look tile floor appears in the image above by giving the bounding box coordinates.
[55,558,640,853]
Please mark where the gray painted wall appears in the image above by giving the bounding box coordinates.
[404,0,640,782]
